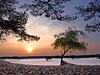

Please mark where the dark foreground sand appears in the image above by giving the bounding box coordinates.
[0,60,100,75]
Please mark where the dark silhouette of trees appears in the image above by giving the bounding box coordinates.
[76,0,100,32]
[22,0,100,32]
[0,0,77,42]
[0,0,40,42]
[21,0,77,21]
[51,27,87,65]
[1,0,99,42]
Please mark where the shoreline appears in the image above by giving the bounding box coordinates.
[0,54,100,59]
[0,60,100,75]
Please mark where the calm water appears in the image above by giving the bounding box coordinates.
[4,58,100,66]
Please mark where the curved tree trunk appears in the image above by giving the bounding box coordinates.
[60,49,69,65]
[60,54,64,65]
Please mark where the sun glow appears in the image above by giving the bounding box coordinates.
[26,46,33,53]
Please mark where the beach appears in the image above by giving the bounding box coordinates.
[0,60,100,75]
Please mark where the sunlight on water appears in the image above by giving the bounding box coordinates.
[4,58,100,66]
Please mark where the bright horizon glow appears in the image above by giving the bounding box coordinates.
[26,46,33,53]
[0,0,100,56]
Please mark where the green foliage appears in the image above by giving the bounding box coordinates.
[52,27,87,56]
[52,27,87,65]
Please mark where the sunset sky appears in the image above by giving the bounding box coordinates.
[0,0,100,56]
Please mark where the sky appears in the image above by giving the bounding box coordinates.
[0,0,100,56]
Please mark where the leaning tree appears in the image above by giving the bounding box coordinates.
[51,27,87,65]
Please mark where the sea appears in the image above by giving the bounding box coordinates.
[4,58,100,66]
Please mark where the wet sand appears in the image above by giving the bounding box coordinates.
[0,60,100,75]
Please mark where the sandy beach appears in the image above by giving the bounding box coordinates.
[0,60,100,75]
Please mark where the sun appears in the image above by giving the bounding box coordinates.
[27,46,33,53]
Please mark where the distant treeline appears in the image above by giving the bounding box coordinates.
[0,54,100,59]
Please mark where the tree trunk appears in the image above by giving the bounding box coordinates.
[60,54,64,65]
[60,49,69,65]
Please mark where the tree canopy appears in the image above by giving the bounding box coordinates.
[21,0,77,21]
[0,0,74,42]
[0,0,40,42]
[51,27,87,65]
[76,0,100,32]
[0,0,99,42]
